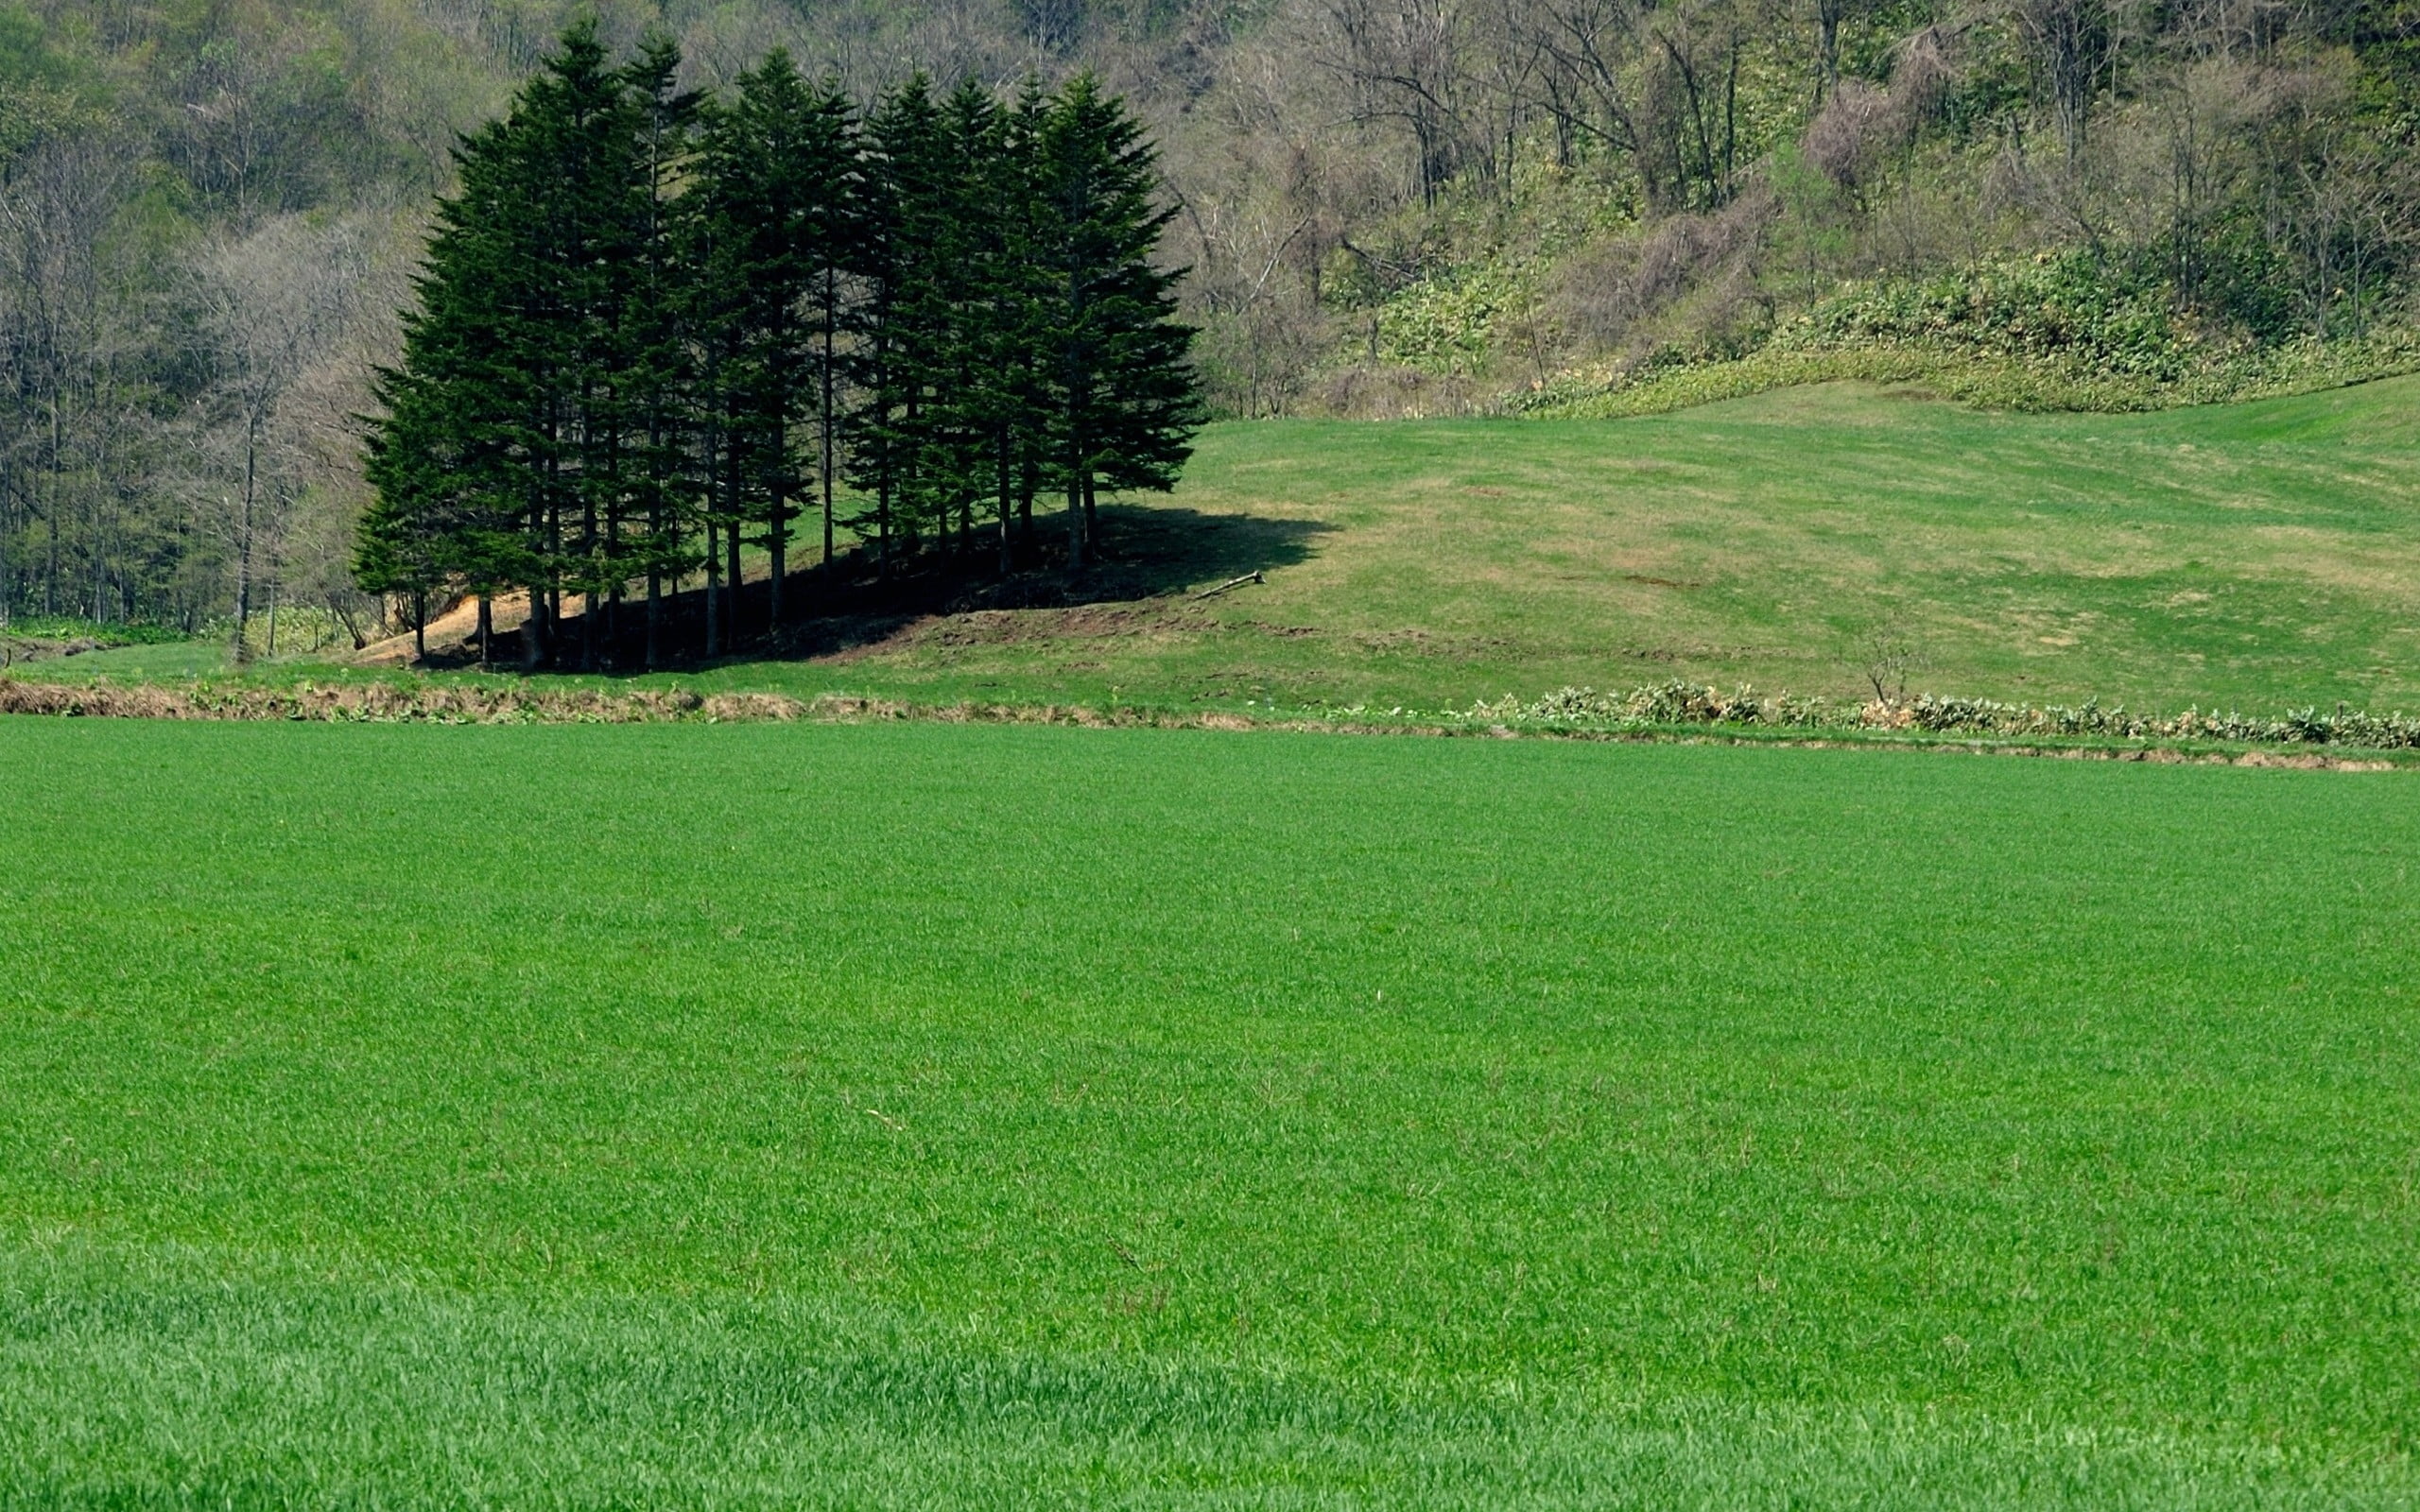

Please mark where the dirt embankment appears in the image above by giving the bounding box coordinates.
[0,674,2404,768]
[1,634,113,665]
[353,590,568,667]
[0,677,787,724]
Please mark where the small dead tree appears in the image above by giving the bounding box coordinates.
[1861,621,1926,706]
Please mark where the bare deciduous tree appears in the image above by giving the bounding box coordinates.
[189,215,376,660]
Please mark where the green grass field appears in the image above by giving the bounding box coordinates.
[883,375,2414,715]
[4,717,2415,1506]
[35,376,2420,722]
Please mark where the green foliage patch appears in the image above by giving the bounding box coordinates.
[1472,680,2420,750]
[0,615,193,652]
[1521,260,2420,420]
[2,719,2418,1504]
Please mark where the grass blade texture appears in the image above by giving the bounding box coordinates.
[0,719,2413,1507]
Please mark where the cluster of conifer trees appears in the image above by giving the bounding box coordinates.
[357,22,1200,669]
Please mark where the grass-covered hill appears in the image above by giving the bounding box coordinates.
[43,374,2420,726]
[750,375,2420,716]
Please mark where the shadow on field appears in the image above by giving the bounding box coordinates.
[437,504,1330,674]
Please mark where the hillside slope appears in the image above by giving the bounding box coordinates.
[50,375,2415,718]
[655,375,2420,715]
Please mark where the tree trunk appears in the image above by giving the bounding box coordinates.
[726,506,743,644]
[769,497,786,627]
[233,418,257,665]
[43,405,59,616]
[821,268,838,569]
[523,586,544,672]
[996,433,1013,575]
[646,569,661,671]
[1066,473,1085,575]
[580,462,598,671]
[704,516,721,658]
[1082,475,1098,558]
[477,594,493,670]
[768,402,787,627]
[0,455,12,625]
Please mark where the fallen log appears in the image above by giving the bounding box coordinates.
[1189,570,1265,601]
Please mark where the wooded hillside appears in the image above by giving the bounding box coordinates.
[3,0,2413,635]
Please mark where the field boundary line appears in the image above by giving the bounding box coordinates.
[2,674,2411,768]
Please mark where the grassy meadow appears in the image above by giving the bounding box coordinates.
[3,717,2416,1505]
[46,376,2420,721]
[916,375,2419,715]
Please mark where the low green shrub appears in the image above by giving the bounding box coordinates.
[1469,679,2420,749]
[1,615,193,648]
[1515,253,2420,418]
[1786,254,2193,377]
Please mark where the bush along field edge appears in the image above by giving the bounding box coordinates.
[2,674,2415,767]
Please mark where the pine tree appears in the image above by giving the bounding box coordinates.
[618,37,701,671]
[847,76,952,573]
[515,20,646,668]
[354,374,461,662]
[687,52,858,641]
[1031,74,1201,574]
[1004,79,1056,554]
[683,88,744,656]
[931,77,1006,566]
[958,78,1049,575]
[800,78,859,576]
[358,68,557,664]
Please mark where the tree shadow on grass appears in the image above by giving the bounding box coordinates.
[452,504,1332,674]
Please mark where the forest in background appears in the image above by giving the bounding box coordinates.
[3,0,2416,636]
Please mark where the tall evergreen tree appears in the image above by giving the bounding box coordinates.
[847,75,952,572]
[515,20,646,668]
[800,78,860,576]
[688,54,858,642]
[958,78,1050,574]
[1003,79,1057,555]
[683,88,743,656]
[618,37,701,671]
[1031,75,1201,574]
[931,77,1007,565]
[355,373,467,662]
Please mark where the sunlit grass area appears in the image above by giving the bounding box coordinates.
[41,377,2420,720]
[3,718,2414,1505]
